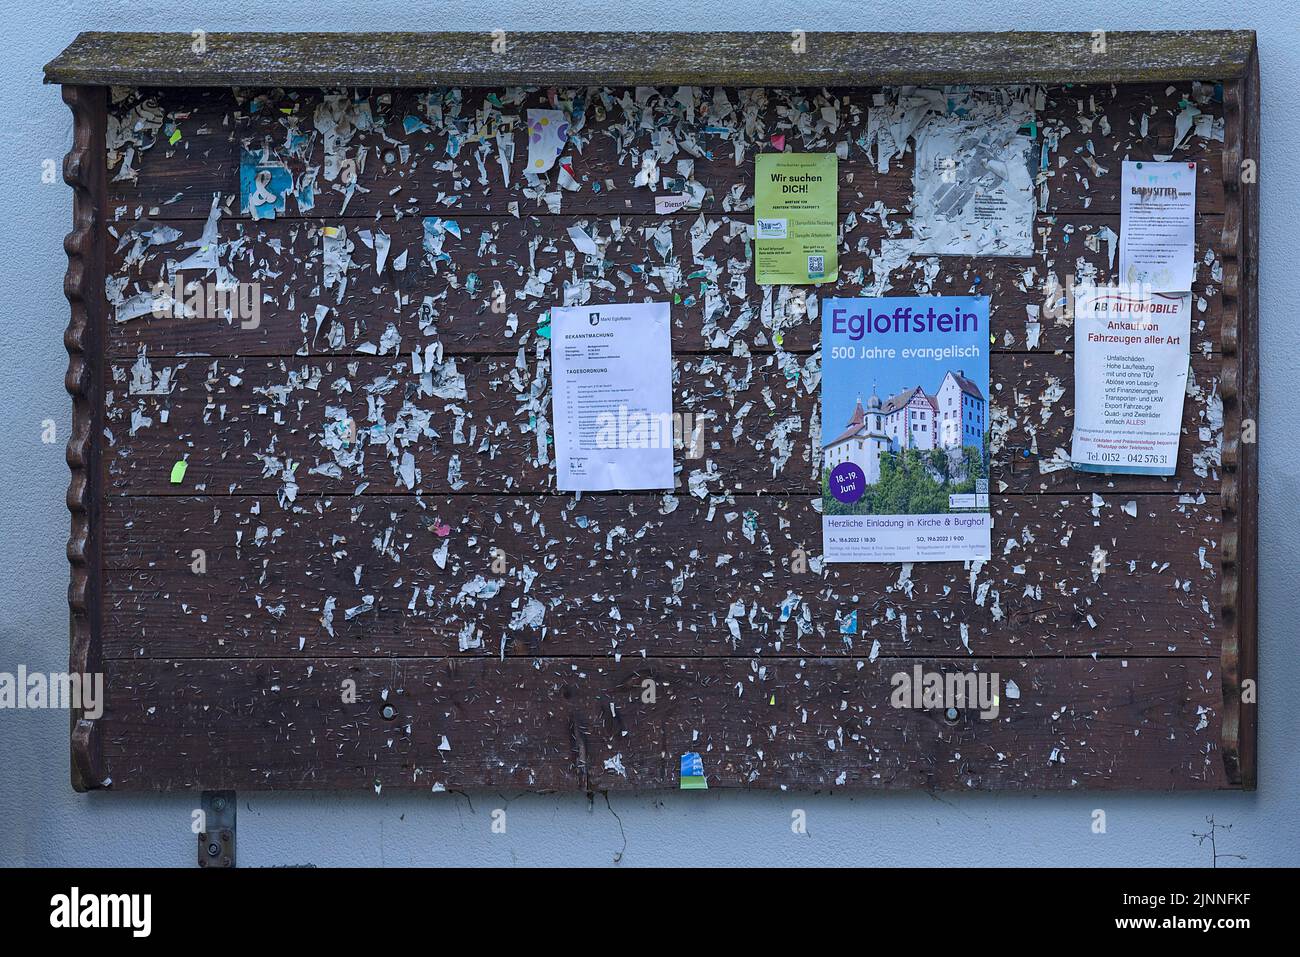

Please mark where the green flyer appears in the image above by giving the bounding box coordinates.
[755,152,838,285]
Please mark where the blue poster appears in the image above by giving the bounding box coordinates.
[821,296,992,563]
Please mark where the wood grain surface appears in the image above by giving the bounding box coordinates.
[60,70,1250,791]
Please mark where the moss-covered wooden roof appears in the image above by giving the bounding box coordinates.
[44,30,1256,87]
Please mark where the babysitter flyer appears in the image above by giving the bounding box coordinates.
[821,296,992,563]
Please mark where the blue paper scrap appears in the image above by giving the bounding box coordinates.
[239,149,293,221]
[680,751,708,790]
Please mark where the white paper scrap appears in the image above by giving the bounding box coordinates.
[909,88,1038,257]
[526,109,568,175]
[655,194,690,214]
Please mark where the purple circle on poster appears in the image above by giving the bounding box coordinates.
[829,462,865,504]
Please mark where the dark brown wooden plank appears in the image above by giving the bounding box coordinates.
[102,83,1222,221]
[1040,82,1224,214]
[104,212,1224,358]
[92,654,1227,791]
[103,353,1223,496]
[996,353,1223,494]
[47,31,1254,90]
[102,86,902,220]
[100,492,1221,660]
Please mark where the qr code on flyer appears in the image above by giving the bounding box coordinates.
[807,254,825,278]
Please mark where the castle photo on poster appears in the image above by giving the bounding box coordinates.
[822,369,989,518]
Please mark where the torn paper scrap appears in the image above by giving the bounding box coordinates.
[909,87,1038,257]
[526,108,568,175]
[680,752,708,789]
[240,148,293,220]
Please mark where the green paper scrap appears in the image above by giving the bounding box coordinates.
[168,127,182,145]
[680,776,708,790]
[754,152,838,286]
[169,460,188,484]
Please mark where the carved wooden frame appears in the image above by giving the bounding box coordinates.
[47,31,1259,791]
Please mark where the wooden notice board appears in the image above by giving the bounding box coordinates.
[44,31,1259,792]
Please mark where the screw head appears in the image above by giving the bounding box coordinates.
[383,150,397,164]
[945,707,960,721]
[381,704,396,720]
[207,842,221,857]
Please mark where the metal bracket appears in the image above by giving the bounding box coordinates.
[197,790,236,868]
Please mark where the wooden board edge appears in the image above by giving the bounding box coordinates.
[1235,43,1260,790]
[44,30,1256,88]
[62,84,108,792]
[1217,40,1260,790]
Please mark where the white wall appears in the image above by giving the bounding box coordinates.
[1,2,1295,866]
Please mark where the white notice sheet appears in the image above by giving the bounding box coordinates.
[1119,160,1197,292]
[550,302,674,491]
[1071,287,1191,476]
